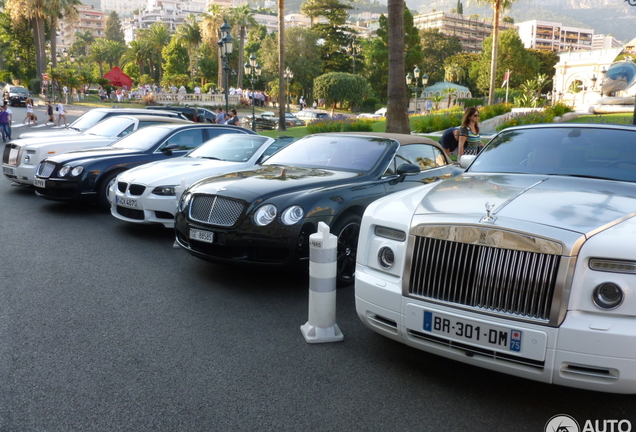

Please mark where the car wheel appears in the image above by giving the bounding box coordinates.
[97,171,120,211]
[332,213,361,287]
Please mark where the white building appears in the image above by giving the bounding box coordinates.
[516,20,594,52]
[592,34,623,50]
[101,0,147,17]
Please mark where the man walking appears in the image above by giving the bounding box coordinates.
[0,105,10,143]
[215,108,225,124]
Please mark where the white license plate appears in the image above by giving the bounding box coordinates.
[423,310,524,352]
[116,196,139,209]
[190,228,214,243]
[34,178,46,188]
[2,166,15,175]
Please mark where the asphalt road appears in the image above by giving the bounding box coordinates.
[1,116,635,431]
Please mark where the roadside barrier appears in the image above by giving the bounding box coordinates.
[301,221,344,343]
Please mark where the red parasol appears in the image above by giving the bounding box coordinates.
[103,67,133,89]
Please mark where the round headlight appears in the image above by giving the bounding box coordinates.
[281,205,304,225]
[70,166,83,177]
[24,155,30,163]
[58,165,70,177]
[152,186,177,196]
[178,192,192,212]
[378,246,395,269]
[254,204,277,226]
[592,283,624,310]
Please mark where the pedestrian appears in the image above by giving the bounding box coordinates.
[439,127,460,157]
[24,98,37,125]
[215,108,225,124]
[225,108,239,126]
[312,100,318,109]
[62,85,69,103]
[0,105,10,143]
[458,107,482,158]
[44,100,55,125]
[3,102,12,141]
[56,101,67,127]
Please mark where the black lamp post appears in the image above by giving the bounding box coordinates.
[406,66,428,114]
[284,67,293,107]
[244,53,262,132]
[346,42,360,74]
[218,20,234,115]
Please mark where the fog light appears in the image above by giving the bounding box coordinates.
[592,283,624,310]
[378,246,395,269]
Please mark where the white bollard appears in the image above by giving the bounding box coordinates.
[300,221,344,343]
[173,178,187,249]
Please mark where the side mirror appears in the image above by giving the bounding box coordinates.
[391,163,420,185]
[460,155,476,168]
[161,144,180,156]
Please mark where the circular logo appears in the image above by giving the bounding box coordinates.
[545,414,580,432]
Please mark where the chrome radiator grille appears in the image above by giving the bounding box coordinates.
[190,195,245,227]
[6,147,20,166]
[408,236,560,323]
[37,161,56,178]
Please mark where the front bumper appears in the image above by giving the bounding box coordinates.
[3,163,37,185]
[110,186,177,228]
[34,177,95,203]
[175,212,317,266]
[355,264,636,394]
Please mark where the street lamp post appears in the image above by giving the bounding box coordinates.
[244,53,262,132]
[218,20,234,115]
[284,67,293,108]
[406,67,429,114]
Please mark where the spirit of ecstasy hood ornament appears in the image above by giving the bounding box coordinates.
[481,202,497,224]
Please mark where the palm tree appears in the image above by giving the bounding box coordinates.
[174,14,202,90]
[386,0,409,133]
[90,39,110,77]
[121,39,148,78]
[145,23,172,82]
[468,0,518,105]
[226,5,257,88]
[201,4,225,86]
[104,40,126,69]
[444,63,465,84]
[442,86,458,108]
[74,29,95,56]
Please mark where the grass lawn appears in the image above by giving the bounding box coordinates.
[566,113,633,124]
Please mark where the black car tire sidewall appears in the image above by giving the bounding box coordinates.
[332,213,361,288]
[97,171,120,211]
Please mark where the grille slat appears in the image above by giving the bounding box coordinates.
[37,161,56,178]
[409,236,560,324]
[190,194,245,227]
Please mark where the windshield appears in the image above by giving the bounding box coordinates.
[468,126,636,182]
[10,87,29,95]
[68,110,108,131]
[187,135,269,162]
[84,116,134,137]
[110,126,169,150]
[264,135,391,171]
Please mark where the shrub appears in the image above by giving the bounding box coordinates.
[29,78,42,94]
[306,118,373,134]
[412,103,512,133]
[550,101,574,117]
[142,93,157,106]
[360,97,379,113]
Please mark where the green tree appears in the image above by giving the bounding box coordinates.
[314,72,370,114]
[143,23,172,81]
[474,29,538,97]
[419,28,462,84]
[90,38,110,77]
[528,48,558,92]
[226,5,257,88]
[121,39,148,78]
[467,0,518,105]
[105,11,125,42]
[174,14,202,88]
[162,37,189,77]
[72,29,95,57]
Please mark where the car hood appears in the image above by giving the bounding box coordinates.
[190,165,366,201]
[46,147,142,164]
[417,174,636,235]
[12,135,114,150]
[118,157,247,186]
[17,130,83,140]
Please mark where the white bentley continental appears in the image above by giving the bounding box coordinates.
[355,123,636,394]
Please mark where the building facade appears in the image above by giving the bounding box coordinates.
[516,20,594,52]
[592,34,623,50]
[57,5,106,51]
[413,11,515,53]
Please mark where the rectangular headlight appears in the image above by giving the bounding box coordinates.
[589,258,636,274]
[374,226,406,242]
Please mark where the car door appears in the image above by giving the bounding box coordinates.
[384,143,454,194]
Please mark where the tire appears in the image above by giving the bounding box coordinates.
[96,171,120,211]
[331,213,362,288]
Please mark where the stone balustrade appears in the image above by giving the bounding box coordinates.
[152,93,242,107]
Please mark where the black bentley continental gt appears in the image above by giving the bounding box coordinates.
[34,123,256,209]
[174,132,457,286]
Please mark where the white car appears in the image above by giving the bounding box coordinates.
[110,134,295,228]
[355,123,636,394]
[3,115,189,186]
[16,107,185,140]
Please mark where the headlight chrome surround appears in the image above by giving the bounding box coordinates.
[70,166,83,177]
[254,204,277,226]
[152,186,177,196]
[58,165,71,177]
[280,205,304,225]
[592,282,624,310]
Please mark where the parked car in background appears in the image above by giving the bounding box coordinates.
[145,106,217,123]
[17,107,187,140]
[355,123,636,394]
[111,134,295,228]
[34,124,253,209]
[294,109,330,125]
[357,108,387,119]
[174,132,455,286]
[3,85,31,106]
[259,111,304,128]
[3,115,190,186]
[240,113,278,131]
